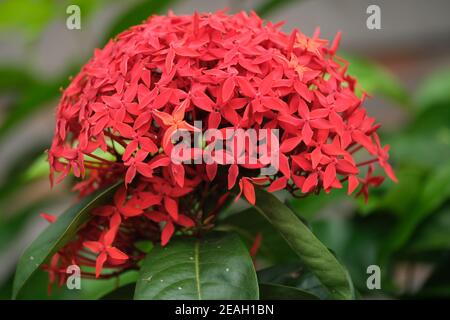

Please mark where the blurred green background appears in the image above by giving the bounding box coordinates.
[1,0,450,299]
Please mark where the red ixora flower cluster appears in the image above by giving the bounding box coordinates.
[45,10,396,284]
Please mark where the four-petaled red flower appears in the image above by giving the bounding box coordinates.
[83,213,128,277]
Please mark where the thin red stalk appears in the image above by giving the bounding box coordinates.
[349,144,363,154]
[357,158,378,167]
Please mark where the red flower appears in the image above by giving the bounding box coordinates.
[94,187,143,218]
[152,99,199,154]
[45,10,396,283]
[145,210,194,245]
[83,213,128,277]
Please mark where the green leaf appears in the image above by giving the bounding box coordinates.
[217,208,297,265]
[416,67,450,113]
[252,188,353,299]
[0,0,54,39]
[387,120,450,170]
[257,263,329,299]
[13,268,138,300]
[382,162,450,260]
[0,0,104,41]
[134,232,259,300]
[0,66,35,91]
[406,206,450,254]
[21,153,49,182]
[259,283,319,300]
[311,216,389,295]
[12,181,121,299]
[343,54,409,106]
[355,166,425,216]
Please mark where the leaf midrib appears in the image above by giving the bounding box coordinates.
[194,240,202,300]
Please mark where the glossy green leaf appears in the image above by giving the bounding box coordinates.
[12,181,121,299]
[217,208,297,265]
[134,232,259,300]
[253,188,353,299]
[311,216,388,294]
[259,283,319,300]
[257,263,329,299]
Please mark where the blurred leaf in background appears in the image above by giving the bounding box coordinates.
[0,0,55,40]
[343,54,410,106]
[416,67,450,113]
[0,0,103,41]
